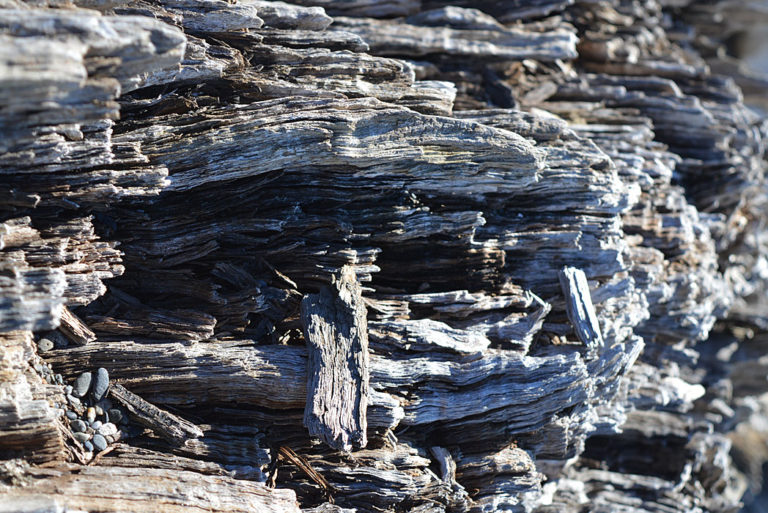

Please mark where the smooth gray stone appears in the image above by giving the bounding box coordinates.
[92,367,109,401]
[65,410,77,420]
[70,419,87,433]
[37,338,54,352]
[73,432,91,443]
[83,440,93,452]
[73,372,92,398]
[92,434,108,452]
[91,420,102,430]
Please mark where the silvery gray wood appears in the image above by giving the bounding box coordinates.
[1,0,767,512]
[558,267,604,351]
[301,267,369,451]
[109,384,204,445]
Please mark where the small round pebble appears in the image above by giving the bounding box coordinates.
[91,420,103,430]
[92,434,107,452]
[98,422,117,437]
[65,410,77,421]
[94,406,104,416]
[83,440,94,452]
[86,407,96,424]
[66,394,81,407]
[92,368,109,402]
[70,419,87,433]
[108,409,123,424]
[37,339,54,353]
[73,372,92,398]
[73,432,91,443]
[65,385,73,395]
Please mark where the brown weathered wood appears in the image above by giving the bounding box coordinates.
[301,266,369,452]
[57,306,96,346]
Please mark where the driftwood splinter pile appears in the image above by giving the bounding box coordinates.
[1,0,768,512]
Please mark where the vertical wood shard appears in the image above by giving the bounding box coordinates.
[301,266,369,452]
[559,266,604,351]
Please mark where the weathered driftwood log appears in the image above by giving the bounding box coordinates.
[0,464,301,513]
[1,0,768,511]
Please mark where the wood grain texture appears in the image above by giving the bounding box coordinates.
[0,465,300,513]
[1,0,767,511]
[558,267,604,351]
[110,383,203,445]
[302,266,369,451]
[57,306,96,346]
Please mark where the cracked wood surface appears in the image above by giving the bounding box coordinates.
[1,0,767,512]
[302,266,369,452]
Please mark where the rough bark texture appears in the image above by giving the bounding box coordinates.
[302,266,369,452]
[1,0,768,512]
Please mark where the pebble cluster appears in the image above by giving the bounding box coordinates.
[60,368,132,454]
[33,335,138,456]
[34,357,64,387]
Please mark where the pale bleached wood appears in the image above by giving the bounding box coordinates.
[0,331,65,464]
[0,465,301,513]
[330,12,578,61]
[558,267,604,351]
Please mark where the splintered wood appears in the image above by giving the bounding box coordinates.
[58,306,96,346]
[2,0,768,512]
[109,384,203,445]
[558,267,604,351]
[301,267,369,452]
